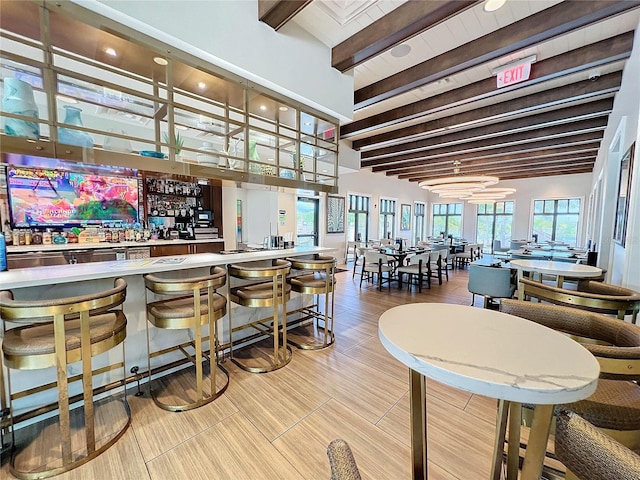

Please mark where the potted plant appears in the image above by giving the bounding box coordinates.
[163,130,184,157]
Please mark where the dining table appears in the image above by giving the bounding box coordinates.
[379,303,599,480]
[509,259,603,299]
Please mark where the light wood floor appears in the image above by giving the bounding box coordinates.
[2,264,511,479]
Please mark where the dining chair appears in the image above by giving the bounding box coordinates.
[555,409,640,480]
[360,251,393,290]
[327,439,362,480]
[500,299,640,453]
[468,264,516,309]
[352,246,367,279]
[396,253,431,292]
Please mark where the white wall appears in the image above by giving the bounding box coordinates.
[82,0,353,122]
[589,17,640,289]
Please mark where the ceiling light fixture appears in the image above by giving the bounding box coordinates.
[419,176,499,194]
[279,106,289,112]
[390,44,411,58]
[104,47,117,57]
[464,188,516,202]
[483,0,507,12]
[259,105,267,111]
[153,56,168,66]
[197,81,206,89]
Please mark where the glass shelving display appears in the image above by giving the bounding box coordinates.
[0,0,339,192]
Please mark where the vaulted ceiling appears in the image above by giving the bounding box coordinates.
[260,0,640,183]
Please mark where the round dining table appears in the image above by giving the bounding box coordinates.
[509,259,602,299]
[379,303,599,480]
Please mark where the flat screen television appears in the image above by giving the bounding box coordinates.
[6,165,139,228]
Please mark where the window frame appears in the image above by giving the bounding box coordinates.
[531,197,582,245]
[347,193,370,243]
[431,202,462,238]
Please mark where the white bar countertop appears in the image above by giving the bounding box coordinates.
[6,238,224,253]
[0,246,333,290]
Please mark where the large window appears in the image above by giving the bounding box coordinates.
[414,202,426,243]
[432,203,462,237]
[347,194,370,242]
[532,198,581,245]
[379,198,396,240]
[476,201,514,252]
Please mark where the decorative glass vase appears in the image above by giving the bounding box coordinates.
[58,105,94,148]
[2,77,40,139]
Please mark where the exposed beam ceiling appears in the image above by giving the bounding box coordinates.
[332,0,479,72]
[341,32,633,139]
[353,0,640,110]
[294,1,640,182]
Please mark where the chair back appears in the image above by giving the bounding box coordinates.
[408,253,430,266]
[518,277,640,323]
[364,251,388,265]
[500,299,640,381]
[429,250,442,263]
[468,265,515,299]
[555,410,640,480]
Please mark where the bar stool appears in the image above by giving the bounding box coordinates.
[144,266,229,411]
[227,259,292,373]
[286,255,336,350]
[0,278,130,479]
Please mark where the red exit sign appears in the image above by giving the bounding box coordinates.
[495,57,534,88]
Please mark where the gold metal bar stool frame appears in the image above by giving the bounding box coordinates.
[144,266,230,412]
[286,255,336,350]
[0,278,131,479]
[227,259,293,373]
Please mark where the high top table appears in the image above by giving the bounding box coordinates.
[509,259,602,299]
[379,303,599,480]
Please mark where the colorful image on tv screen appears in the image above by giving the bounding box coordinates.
[7,165,139,227]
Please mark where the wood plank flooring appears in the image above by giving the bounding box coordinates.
[2,264,514,479]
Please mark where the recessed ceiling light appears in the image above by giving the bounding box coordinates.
[259,105,267,111]
[104,47,117,57]
[390,44,411,58]
[176,125,188,131]
[279,106,289,112]
[153,56,168,66]
[483,0,507,12]
[304,122,312,126]
[197,82,206,89]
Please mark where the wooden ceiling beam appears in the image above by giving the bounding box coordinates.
[396,154,597,178]
[363,118,606,168]
[408,163,596,182]
[371,132,603,172]
[342,32,633,138]
[332,0,478,72]
[258,0,313,31]
[352,71,621,151]
[354,0,640,110]
[395,146,601,178]
[360,99,614,160]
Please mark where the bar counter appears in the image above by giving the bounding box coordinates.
[1,246,334,417]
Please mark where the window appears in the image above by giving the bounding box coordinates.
[532,198,581,245]
[414,202,426,243]
[296,197,319,246]
[432,203,462,237]
[476,201,514,252]
[379,198,396,240]
[347,194,370,242]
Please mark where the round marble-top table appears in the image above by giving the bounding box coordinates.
[379,303,599,480]
[509,259,602,300]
